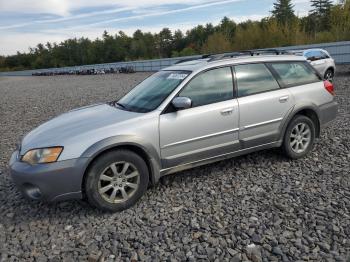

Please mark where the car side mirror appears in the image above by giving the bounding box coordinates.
[172,97,192,110]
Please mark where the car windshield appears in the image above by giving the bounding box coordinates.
[117,70,190,113]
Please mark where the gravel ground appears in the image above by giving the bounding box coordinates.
[0,68,349,262]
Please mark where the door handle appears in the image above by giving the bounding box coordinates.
[279,96,289,103]
[221,108,234,115]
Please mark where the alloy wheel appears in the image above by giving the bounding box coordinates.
[98,161,140,203]
[290,123,311,154]
[325,70,334,82]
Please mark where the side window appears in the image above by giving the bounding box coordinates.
[315,51,324,60]
[234,63,280,97]
[304,52,312,59]
[270,62,320,87]
[179,67,233,107]
[321,51,330,59]
[305,51,318,61]
[305,51,325,61]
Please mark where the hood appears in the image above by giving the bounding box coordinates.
[21,103,141,154]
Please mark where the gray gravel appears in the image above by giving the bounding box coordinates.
[0,69,349,261]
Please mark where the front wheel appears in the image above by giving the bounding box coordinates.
[282,115,315,159]
[85,150,149,212]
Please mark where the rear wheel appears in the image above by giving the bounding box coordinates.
[282,115,315,159]
[85,150,149,212]
[324,68,334,82]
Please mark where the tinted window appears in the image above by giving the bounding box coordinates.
[270,62,320,86]
[179,67,233,107]
[235,64,280,97]
[305,50,326,61]
[118,70,189,112]
[305,51,319,60]
[320,51,330,59]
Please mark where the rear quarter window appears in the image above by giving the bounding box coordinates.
[320,51,330,59]
[269,62,321,87]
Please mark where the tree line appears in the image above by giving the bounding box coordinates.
[0,0,349,72]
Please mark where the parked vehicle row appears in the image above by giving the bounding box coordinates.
[30,48,336,81]
[10,50,338,212]
[32,66,135,76]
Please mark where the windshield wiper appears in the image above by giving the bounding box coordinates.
[115,102,126,109]
[108,101,129,111]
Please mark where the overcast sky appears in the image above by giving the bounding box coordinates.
[0,0,324,55]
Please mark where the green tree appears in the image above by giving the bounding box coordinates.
[156,28,173,58]
[271,0,295,25]
[2,9,350,72]
[173,30,186,52]
[310,0,333,31]
[201,32,232,53]
[311,0,333,15]
[330,0,350,40]
[216,17,236,42]
[186,25,211,52]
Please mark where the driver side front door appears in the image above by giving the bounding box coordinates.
[159,66,240,169]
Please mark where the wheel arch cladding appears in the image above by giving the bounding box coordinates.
[80,137,161,196]
[327,67,335,73]
[280,105,321,141]
[293,108,321,138]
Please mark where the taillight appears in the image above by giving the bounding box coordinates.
[324,80,335,96]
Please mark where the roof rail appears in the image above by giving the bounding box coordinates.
[174,54,211,64]
[208,48,293,62]
[174,49,295,64]
[207,51,250,62]
[249,49,291,55]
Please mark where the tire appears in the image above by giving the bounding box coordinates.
[282,115,316,159]
[324,68,334,82]
[85,150,149,212]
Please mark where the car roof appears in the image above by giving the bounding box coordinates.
[163,54,307,72]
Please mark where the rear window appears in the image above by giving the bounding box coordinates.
[269,62,320,87]
[305,50,329,60]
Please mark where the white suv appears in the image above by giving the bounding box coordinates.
[302,49,336,81]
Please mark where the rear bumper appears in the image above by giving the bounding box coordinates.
[9,151,89,202]
[319,101,338,126]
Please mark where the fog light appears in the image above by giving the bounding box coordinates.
[23,184,42,200]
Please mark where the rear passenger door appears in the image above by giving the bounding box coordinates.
[234,63,295,148]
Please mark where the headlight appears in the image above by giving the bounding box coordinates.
[21,147,63,165]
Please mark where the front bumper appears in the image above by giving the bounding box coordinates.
[9,151,90,202]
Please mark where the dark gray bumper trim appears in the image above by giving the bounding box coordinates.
[319,101,338,126]
[9,152,90,202]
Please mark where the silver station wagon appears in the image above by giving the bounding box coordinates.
[9,51,338,212]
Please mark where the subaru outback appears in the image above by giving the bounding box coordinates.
[9,51,338,212]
